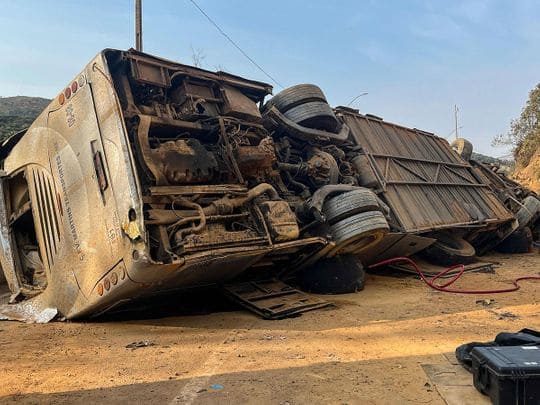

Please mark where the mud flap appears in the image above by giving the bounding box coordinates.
[222,279,332,319]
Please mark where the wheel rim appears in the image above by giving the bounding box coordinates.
[332,229,386,255]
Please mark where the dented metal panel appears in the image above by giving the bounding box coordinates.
[339,109,514,233]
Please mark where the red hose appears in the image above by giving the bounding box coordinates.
[369,256,540,294]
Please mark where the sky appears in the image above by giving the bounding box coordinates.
[1,0,539,157]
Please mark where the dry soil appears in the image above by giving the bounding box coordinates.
[0,251,539,404]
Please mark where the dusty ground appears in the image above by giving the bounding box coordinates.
[0,251,539,404]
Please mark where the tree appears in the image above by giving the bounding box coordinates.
[493,84,540,166]
[190,45,206,68]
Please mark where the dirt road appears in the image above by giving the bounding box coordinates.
[1,251,539,404]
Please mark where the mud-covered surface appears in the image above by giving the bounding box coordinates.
[0,251,539,404]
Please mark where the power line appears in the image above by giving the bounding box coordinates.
[445,125,463,140]
[188,0,284,89]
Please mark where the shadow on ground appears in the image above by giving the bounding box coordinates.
[0,354,467,404]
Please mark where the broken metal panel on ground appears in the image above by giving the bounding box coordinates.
[339,109,514,233]
[222,279,331,319]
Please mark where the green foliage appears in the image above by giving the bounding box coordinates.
[0,96,50,117]
[0,96,50,141]
[0,116,35,140]
[493,84,540,166]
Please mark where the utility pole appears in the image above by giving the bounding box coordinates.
[135,0,143,51]
[454,105,459,140]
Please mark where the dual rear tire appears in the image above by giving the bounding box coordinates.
[516,196,540,229]
[323,189,389,254]
[264,84,340,133]
[299,189,389,294]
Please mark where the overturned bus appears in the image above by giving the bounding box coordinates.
[0,49,515,321]
[0,49,392,321]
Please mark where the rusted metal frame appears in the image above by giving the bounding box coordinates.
[443,165,479,185]
[220,115,266,131]
[355,116,377,152]
[403,183,426,230]
[241,288,301,302]
[412,128,445,162]
[158,225,173,257]
[354,110,453,148]
[471,160,510,190]
[366,153,387,192]
[168,198,207,239]
[434,164,441,182]
[360,111,421,135]
[218,117,244,184]
[141,114,204,132]
[390,123,418,159]
[407,127,432,160]
[8,200,31,225]
[401,124,438,163]
[126,51,273,95]
[149,184,247,196]
[183,237,269,253]
[346,111,513,233]
[472,164,501,189]
[433,136,461,164]
[253,203,273,247]
[369,119,393,155]
[369,153,470,168]
[117,74,141,116]
[412,216,506,233]
[360,117,389,191]
[131,59,171,87]
[392,159,431,182]
[135,114,167,184]
[352,117,375,152]
[379,120,402,158]
[385,180,490,187]
[146,211,249,226]
[354,119,410,231]
[427,182,457,229]
[171,74,224,105]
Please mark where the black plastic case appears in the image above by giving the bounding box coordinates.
[471,345,540,405]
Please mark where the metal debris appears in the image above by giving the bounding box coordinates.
[125,340,156,350]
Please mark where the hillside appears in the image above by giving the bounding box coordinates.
[0,96,50,141]
[471,151,513,167]
[0,96,50,117]
[513,145,540,194]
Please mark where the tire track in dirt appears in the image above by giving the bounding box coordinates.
[170,326,252,404]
